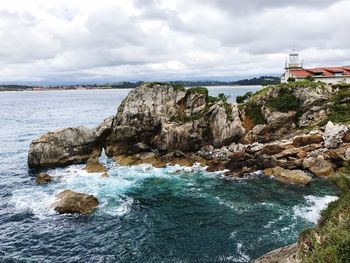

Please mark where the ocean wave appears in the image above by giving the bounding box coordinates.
[293,195,338,224]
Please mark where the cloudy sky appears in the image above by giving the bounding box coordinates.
[0,0,349,83]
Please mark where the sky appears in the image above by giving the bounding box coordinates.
[0,0,349,84]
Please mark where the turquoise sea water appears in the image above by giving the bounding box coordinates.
[0,87,338,262]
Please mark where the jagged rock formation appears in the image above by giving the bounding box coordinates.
[28,117,112,168]
[28,82,350,184]
[105,84,245,156]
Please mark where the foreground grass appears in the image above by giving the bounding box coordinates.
[299,174,350,263]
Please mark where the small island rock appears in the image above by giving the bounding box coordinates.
[36,172,53,184]
[53,190,99,215]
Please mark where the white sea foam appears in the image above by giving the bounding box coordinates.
[218,242,250,262]
[293,195,338,224]
[11,162,214,218]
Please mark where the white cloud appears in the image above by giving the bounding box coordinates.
[0,0,349,82]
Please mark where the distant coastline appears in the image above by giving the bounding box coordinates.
[0,76,279,92]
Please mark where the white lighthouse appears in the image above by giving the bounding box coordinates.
[285,48,302,69]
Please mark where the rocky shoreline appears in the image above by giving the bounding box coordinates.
[27,81,350,261]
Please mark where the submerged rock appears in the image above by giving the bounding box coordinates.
[28,126,106,168]
[36,172,53,184]
[53,190,99,215]
[264,166,312,185]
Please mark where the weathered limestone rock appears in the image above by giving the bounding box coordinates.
[262,106,296,127]
[84,157,107,173]
[298,106,328,128]
[293,134,323,147]
[303,155,335,177]
[28,126,107,168]
[324,121,350,149]
[105,84,186,155]
[53,190,99,214]
[252,243,301,263]
[209,103,245,147]
[36,172,53,184]
[264,167,312,185]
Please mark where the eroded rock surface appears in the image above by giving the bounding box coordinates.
[264,166,312,185]
[252,243,301,263]
[28,125,109,168]
[53,190,99,214]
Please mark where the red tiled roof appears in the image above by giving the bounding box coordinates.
[289,69,313,77]
[290,66,350,77]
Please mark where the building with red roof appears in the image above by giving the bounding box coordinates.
[281,50,350,84]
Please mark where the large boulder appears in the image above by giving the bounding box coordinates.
[324,121,350,149]
[264,166,312,185]
[28,126,106,168]
[53,190,99,215]
[303,155,335,177]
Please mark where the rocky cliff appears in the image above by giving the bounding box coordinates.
[27,81,350,257]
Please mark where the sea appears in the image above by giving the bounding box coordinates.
[0,86,338,262]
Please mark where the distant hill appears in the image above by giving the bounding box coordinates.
[0,85,34,91]
[0,76,280,91]
[168,76,280,87]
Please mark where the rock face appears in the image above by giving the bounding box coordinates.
[105,84,246,155]
[53,190,99,214]
[36,172,53,184]
[28,124,110,168]
[252,243,301,263]
[264,167,312,185]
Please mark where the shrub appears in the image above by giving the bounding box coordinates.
[236,91,253,103]
[146,82,186,92]
[305,75,315,82]
[287,77,296,82]
[266,93,300,112]
[244,102,266,125]
[186,86,208,96]
[328,89,350,124]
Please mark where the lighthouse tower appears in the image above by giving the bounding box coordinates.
[285,48,302,69]
[281,48,304,82]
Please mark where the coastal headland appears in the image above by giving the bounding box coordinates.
[28,81,350,262]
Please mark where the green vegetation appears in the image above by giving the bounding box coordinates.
[278,79,325,90]
[328,89,350,124]
[236,91,253,103]
[146,82,186,92]
[186,86,209,96]
[243,102,266,125]
[305,75,315,82]
[299,174,350,263]
[170,112,204,123]
[266,90,301,112]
